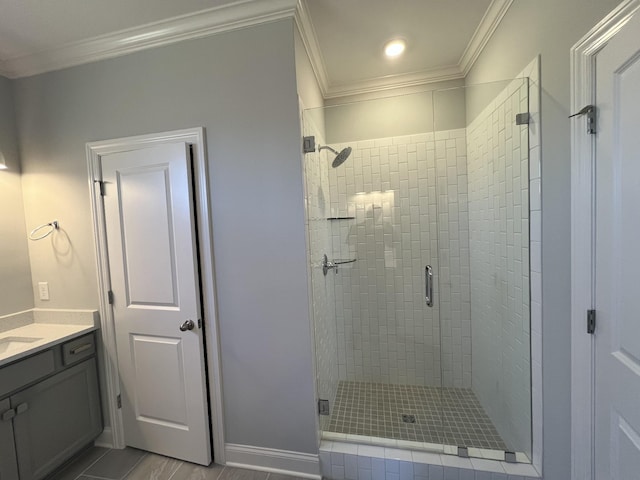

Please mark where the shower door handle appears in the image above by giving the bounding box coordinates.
[425,265,433,307]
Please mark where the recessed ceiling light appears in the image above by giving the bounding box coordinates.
[384,39,406,58]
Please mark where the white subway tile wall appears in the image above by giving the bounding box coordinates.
[326,130,471,388]
[303,116,339,431]
[465,78,531,456]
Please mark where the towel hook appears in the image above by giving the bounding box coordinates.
[29,220,59,241]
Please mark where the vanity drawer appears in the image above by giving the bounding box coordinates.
[0,350,56,398]
[62,333,96,366]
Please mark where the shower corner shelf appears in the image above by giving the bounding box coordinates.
[326,216,355,221]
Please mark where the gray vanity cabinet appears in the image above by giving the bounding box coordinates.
[0,398,19,480]
[0,332,102,480]
[11,358,102,480]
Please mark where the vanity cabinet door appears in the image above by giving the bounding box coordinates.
[11,358,102,480]
[0,398,19,480]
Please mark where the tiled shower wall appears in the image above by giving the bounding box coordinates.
[466,78,531,454]
[303,116,339,431]
[326,130,471,388]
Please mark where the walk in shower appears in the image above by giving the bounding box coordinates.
[303,77,532,462]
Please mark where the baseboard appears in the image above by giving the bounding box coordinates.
[225,443,320,479]
[93,427,114,448]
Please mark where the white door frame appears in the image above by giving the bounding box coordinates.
[86,128,226,464]
[570,2,640,479]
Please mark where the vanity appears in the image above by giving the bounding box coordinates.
[0,311,102,480]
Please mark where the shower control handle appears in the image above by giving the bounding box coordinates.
[322,254,338,276]
[425,265,433,307]
[180,319,195,331]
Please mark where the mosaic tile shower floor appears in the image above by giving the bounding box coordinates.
[326,381,508,451]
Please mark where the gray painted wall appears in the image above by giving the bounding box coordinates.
[322,80,466,144]
[463,78,514,126]
[465,1,622,478]
[0,76,33,317]
[13,19,318,454]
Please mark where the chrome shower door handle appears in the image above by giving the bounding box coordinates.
[425,265,433,307]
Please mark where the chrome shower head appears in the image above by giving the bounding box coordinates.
[332,147,352,168]
[319,145,352,168]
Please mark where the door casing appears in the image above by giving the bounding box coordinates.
[87,127,226,464]
[570,2,640,479]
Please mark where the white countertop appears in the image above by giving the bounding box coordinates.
[0,310,98,367]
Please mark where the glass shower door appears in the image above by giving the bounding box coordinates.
[303,95,446,445]
[433,78,532,460]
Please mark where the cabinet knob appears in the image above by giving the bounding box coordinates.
[15,403,29,415]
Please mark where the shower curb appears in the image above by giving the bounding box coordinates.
[319,441,541,480]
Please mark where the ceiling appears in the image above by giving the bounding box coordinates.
[305,0,492,91]
[0,0,506,97]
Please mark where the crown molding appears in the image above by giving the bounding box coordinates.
[323,65,464,99]
[2,0,513,94]
[2,0,298,78]
[294,0,330,94]
[459,0,514,76]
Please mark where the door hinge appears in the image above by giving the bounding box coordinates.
[587,309,596,334]
[458,446,469,458]
[94,180,105,196]
[117,394,122,409]
[318,399,330,416]
[569,105,596,134]
[107,290,114,305]
[515,112,530,125]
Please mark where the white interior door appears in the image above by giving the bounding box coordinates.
[594,11,640,479]
[101,142,211,465]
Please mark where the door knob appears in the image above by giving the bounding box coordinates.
[180,319,195,331]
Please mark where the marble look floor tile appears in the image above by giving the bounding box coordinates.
[217,467,269,480]
[124,453,182,479]
[49,446,110,480]
[168,461,225,480]
[83,447,147,479]
[267,473,308,480]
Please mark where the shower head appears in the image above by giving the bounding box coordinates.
[332,147,352,168]
[319,145,352,168]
